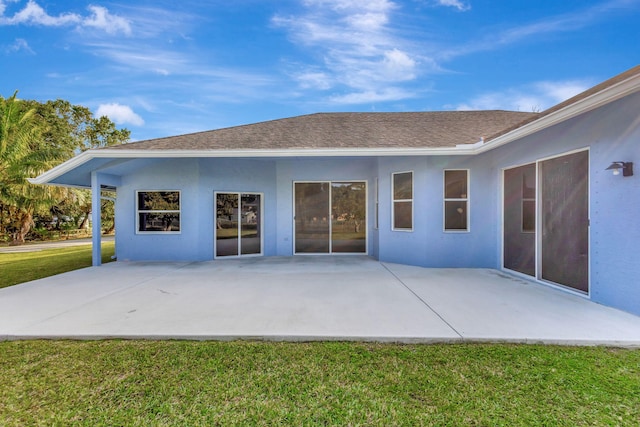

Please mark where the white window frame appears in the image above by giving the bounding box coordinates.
[136,190,181,234]
[443,169,470,232]
[392,171,413,232]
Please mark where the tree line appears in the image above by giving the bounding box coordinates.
[0,92,130,245]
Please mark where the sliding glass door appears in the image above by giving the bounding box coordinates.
[539,151,589,292]
[215,192,262,257]
[503,150,589,293]
[294,182,366,254]
[503,163,536,277]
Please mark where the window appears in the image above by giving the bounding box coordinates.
[521,170,536,233]
[444,170,468,231]
[392,171,412,231]
[137,191,180,233]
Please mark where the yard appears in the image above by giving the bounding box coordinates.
[1,242,639,425]
[0,341,638,425]
[0,242,115,288]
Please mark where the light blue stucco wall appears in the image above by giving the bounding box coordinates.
[116,158,279,261]
[111,91,639,315]
[115,157,378,261]
[116,158,202,261]
[487,92,640,315]
[375,155,498,268]
[274,157,378,256]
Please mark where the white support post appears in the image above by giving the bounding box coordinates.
[91,171,102,266]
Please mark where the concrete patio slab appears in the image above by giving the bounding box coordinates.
[1,257,639,346]
[383,265,640,346]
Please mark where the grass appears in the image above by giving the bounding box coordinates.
[0,341,638,426]
[0,242,115,289]
[0,244,638,425]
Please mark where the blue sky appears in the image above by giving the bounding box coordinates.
[1,0,638,141]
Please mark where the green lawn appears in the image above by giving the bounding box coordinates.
[0,341,638,426]
[0,242,115,289]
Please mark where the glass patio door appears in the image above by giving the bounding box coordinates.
[539,151,589,292]
[503,163,536,277]
[294,182,366,254]
[503,150,589,293]
[215,192,262,257]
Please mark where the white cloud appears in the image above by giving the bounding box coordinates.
[0,1,131,35]
[0,0,80,26]
[85,42,188,75]
[304,0,396,13]
[329,87,416,104]
[3,37,34,54]
[455,80,592,112]
[83,5,131,36]
[441,0,637,60]
[346,11,389,31]
[535,81,591,103]
[382,49,416,81]
[273,0,427,104]
[296,71,333,90]
[436,0,471,12]
[96,103,144,126]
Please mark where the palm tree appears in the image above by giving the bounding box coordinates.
[0,92,63,244]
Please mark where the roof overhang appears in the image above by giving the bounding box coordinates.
[29,146,478,188]
[30,68,640,188]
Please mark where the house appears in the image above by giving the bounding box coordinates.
[32,66,640,316]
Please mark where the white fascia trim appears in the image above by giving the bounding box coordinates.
[29,150,97,185]
[92,147,472,158]
[475,72,640,154]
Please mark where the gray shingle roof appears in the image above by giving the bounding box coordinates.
[107,110,539,151]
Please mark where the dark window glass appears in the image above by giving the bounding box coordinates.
[138,191,180,211]
[503,164,536,276]
[138,213,180,232]
[444,170,467,199]
[137,191,180,233]
[522,171,536,199]
[522,200,536,232]
[393,201,412,230]
[295,182,330,253]
[393,172,412,200]
[444,170,468,231]
[444,201,467,230]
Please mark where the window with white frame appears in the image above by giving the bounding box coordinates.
[392,171,413,231]
[137,191,181,233]
[444,170,469,231]
[521,169,536,233]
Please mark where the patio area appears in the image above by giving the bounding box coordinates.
[1,256,639,346]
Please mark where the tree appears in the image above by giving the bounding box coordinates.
[0,92,64,244]
[23,99,130,155]
[0,93,130,244]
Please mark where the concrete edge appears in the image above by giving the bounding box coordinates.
[2,334,639,348]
